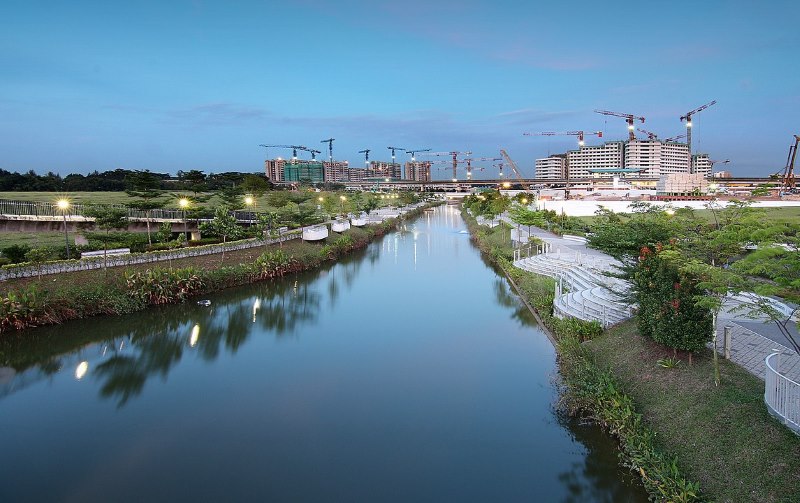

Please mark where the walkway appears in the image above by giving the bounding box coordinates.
[499,214,800,382]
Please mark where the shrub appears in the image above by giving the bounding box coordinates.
[124,267,205,305]
[3,244,32,264]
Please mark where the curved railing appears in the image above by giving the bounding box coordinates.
[764,352,800,435]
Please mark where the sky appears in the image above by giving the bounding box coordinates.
[1,0,798,180]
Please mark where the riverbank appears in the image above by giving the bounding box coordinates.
[0,204,438,337]
[463,207,800,502]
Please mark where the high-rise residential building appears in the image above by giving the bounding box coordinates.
[323,161,350,183]
[534,155,567,179]
[624,139,662,178]
[692,153,712,178]
[405,161,432,182]
[265,159,286,182]
[661,141,692,176]
[283,161,325,184]
[369,161,402,180]
[566,141,624,178]
[348,168,368,182]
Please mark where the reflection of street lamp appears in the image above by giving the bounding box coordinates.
[664,208,675,216]
[340,195,347,214]
[521,198,528,205]
[56,199,71,259]
[502,182,511,189]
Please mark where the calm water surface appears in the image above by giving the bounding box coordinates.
[0,206,647,502]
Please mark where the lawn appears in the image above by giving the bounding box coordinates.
[586,322,800,502]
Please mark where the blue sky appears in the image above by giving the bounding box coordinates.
[1,0,797,179]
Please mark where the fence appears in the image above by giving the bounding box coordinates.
[0,233,300,281]
[765,352,800,435]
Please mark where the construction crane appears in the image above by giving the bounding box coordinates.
[422,151,472,179]
[320,138,335,163]
[463,156,502,179]
[259,144,307,161]
[406,148,431,161]
[387,146,405,167]
[664,133,688,142]
[680,100,716,155]
[499,149,526,184]
[637,128,659,140]
[358,149,371,166]
[495,162,505,177]
[594,110,646,141]
[708,159,730,177]
[523,130,602,146]
[300,147,322,160]
[780,134,800,192]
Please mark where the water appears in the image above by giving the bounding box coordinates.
[0,206,647,502]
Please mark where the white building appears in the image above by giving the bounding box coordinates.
[624,139,662,178]
[657,173,709,194]
[692,154,712,178]
[566,141,624,178]
[661,141,691,176]
[534,156,566,180]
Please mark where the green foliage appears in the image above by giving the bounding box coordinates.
[200,207,244,244]
[633,245,712,353]
[657,357,681,368]
[3,244,32,264]
[588,203,683,260]
[0,287,47,332]
[558,336,703,502]
[124,267,205,305]
[24,247,52,278]
[255,250,297,279]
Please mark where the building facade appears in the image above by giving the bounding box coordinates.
[283,161,325,184]
[692,154,712,178]
[265,159,286,182]
[566,141,624,179]
[323,161,350,183]
[534,155,566,180]
[369,161,402,180]
[348,168,368,182]
[404,161,432,182]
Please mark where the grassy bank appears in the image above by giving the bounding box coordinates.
[0,204,436,337]
[462,207,800,502]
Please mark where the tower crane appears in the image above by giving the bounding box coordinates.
[358,149,371,166]
[708,159,729,177]
[259,144,307,161]
[664,133,688,142]
[422,151,472,180]
[499,149,527,184]
[301,147,322,160]
[780,134,800,192]
[524,130,603,146]
[320,138,335,163]
[387,146,406,166]
[593,110,646,141]
[406,148,431,161]
[679,100,716,155]
[463,156,502,179]
[636,128,659,140]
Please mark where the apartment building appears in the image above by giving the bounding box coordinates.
[323,160,350,183]
[534,155,566,179]
[566,141,624,178]
[264,159,286,182]
[405,161,432,182]
[369,161,402,180]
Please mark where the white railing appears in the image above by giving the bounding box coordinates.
[765,352,800,435]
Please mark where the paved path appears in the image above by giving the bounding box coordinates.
[499,214,800,383]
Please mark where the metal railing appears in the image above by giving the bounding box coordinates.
[765,352,800,435]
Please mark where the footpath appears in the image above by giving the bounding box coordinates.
[500,214,800,383]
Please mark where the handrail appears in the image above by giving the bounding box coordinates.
[764,352,800,435]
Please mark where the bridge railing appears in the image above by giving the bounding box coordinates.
[765,352,800,435]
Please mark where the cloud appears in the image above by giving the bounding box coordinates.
[165,103,269,126]
[495,108,580,126]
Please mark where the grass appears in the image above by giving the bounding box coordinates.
[575,204,800,227]
[586,322,800,503]
[0,232,70,248]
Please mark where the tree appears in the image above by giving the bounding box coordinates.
[256,211,280,246]
[84,205,129,270]
[509,204,546,245]
[241,175,270,199]
[218,185,245,210]
[25,247,52,279]
[126,170,166,246]
[200,208,244,263]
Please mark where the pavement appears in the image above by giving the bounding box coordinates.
[499,213,800,383]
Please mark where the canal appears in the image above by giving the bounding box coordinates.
[0,205,647,502]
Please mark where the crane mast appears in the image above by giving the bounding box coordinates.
[499,149,526,184]
[781,135,800,193]
[680,100,716,158]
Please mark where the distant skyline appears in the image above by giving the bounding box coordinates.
[1,0,798,180]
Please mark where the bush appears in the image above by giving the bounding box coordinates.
[3,244,32,264]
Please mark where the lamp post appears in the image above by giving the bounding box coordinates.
[178,197,190,239]
[56,199,70,259]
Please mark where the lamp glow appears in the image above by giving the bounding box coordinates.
[190,324,200,347]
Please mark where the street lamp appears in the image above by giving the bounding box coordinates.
[340,195,347,215]
[178,198,190,239]
[56,199,70,259]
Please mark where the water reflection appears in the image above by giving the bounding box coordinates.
[0,252,367,407]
